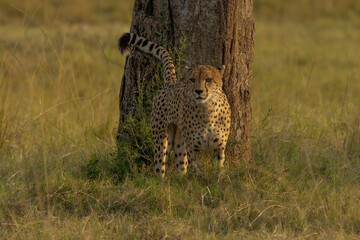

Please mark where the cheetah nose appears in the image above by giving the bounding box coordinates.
[195,89,203,95]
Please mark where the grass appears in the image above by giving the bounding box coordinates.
[1,0,360,238]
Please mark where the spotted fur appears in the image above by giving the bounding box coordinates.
[118,33,231,177]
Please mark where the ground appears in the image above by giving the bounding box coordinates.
[0,0,360,239]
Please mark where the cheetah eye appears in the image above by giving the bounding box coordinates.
[206,78,213,83]
[189,78,195,83]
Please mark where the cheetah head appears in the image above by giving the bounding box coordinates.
[184,65,225,104]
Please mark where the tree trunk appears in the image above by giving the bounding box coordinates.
[118,0,254,163]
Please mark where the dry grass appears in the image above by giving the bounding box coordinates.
[1,0,360,239]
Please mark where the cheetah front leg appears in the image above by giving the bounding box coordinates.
[153,124,175,178]
[215,147,226,167]
[214,138,227,167]
[185,147,201,175]
[173,127,188,175]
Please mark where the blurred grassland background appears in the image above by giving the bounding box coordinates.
[1,0,360,239]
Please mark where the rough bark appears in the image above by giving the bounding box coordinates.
[118,0,254,163]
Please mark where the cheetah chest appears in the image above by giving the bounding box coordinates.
[193,123,223,151]
[181,102,230,151]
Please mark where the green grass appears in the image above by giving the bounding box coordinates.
[1,0,360,239]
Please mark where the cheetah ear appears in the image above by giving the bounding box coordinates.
[182,65,192,77]
[218,65,226,77]
[184,65,192,71]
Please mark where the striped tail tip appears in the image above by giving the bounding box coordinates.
[118,33,131,56]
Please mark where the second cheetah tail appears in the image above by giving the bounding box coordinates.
[118,32,177,85]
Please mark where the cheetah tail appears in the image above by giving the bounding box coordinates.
[117,33,177,85]
[118,33,131,56]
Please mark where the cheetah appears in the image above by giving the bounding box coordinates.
[118,33,231,177]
